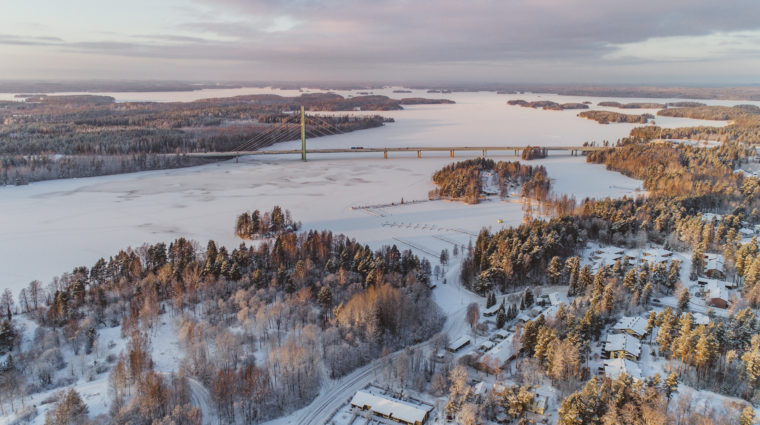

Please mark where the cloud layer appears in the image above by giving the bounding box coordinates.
[2,0,760,83]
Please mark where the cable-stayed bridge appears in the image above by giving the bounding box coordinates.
[186,106,611,161]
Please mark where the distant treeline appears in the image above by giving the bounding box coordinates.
[657,104,760,121]
[598,101,706,109]
[0,154,215,186]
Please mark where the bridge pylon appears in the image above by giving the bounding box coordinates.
[300,106,306,161]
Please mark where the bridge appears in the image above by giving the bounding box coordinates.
[185,145,608,160]
[186,106,611,161]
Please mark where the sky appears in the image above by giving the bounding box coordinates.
[2,0,760,84]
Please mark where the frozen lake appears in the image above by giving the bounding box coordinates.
[0,89,728,292]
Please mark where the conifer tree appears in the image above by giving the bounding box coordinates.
[547,256,562,285]
[678,288,691,313]
[740,406,757,425]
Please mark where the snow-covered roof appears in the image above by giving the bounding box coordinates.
[693,312,710,325]
[612,316,648,337]
[604,334,641,358]
[604,358,642,380]
[704,253,724,271]
[448,336,470,351]
[548,292,563,306]
[483,303,501,315]
[350,390,432,424]
[707,281,729,301]
[485,335,515,363]
[516,312,533,322]
[495,329,510,339]
[480,340,495,350]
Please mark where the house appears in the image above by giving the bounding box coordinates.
[641,248,673,265]
[350,390,433,425]
[483,303,501,317]
[612,316,648,339]
[516,312,533,323]
[706,281,729,309]
[494,329,510,340]
[603,334,641,360]
[698,277,735,290]
[704,253,725,279]
[548,292,567,306]
[484,335,516,365]
[447,336,471,353]
[603,358,642,380]
[480,340,495,351]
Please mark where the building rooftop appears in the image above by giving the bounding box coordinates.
[706,280,729,301]
[612,316,648,337]
[485,334,515,363]
[604,333,641,358]
[604,358,642,380]
[350,390,432,424]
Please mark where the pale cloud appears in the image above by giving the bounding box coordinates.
[607,30,760,62]
[1,0,760,82]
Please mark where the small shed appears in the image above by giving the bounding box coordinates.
[447,336,471,353]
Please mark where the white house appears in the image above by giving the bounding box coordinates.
[612,316,648,339]
[704,253,725,279]
[604,334,641,360]
[706,280,729,309]
[604,358,642,380]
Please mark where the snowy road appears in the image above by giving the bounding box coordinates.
[187,377,215,425]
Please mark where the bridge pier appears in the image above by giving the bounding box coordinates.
[417,150,421,158]
[482,149,487,157]
[450,149,454,158]
[515,149,518,156]
[384,150,388,160]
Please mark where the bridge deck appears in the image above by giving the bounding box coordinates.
[185,145,608,159]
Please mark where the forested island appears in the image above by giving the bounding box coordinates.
[507,100,589,110]
[578,110,654,124]
[429,158,551,204]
